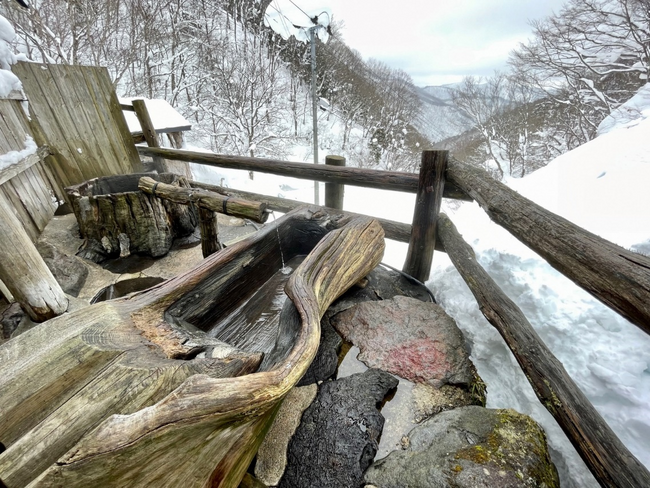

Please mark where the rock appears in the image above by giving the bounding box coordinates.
[364,406,559,488]
[412,383,485,423]
[36,241,89,297]
[255,384,318,486]
[296,320,342,386]
[279,369,398,488]
[332,296,474,388]
[1,302,25,341]
[327,265,432,316]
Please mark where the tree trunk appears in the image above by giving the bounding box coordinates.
[67,173,198,261]
[437,213,650,488]
[446,157,650,335]
[0,207,384,488]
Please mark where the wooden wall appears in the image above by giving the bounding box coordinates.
[0,98,60,241]
[12,62,142,194]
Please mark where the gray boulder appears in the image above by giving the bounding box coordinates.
[364,406,559,488]
[36,241,88,297]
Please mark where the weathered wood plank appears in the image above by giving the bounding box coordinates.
[132,99,165,171]
[0,182,38,241]
[446,157,650,335]
[0,152,40,186]
[198,207,222,258]
[437,213,650,488]
[403,150,447,282]
[12,62,86,186]
[138,146,471,200]
[90,66,142,174]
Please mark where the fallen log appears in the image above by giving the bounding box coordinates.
[437,213,650,488]
[446,157,650,335]
[139,176,268,223]
[0,206,384,487]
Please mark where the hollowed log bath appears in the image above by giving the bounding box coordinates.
[0,207,385,487]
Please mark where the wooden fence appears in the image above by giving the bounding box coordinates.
[136,144,650,488]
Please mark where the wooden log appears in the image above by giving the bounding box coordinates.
[132,99,165,171]
[446,157,650,335]
[0,193,67,322]
[137,146,471,200]
[325,155,345,210]
[403,150,447,282]
[0,206,384,487]
[189,180,445,251]
[139,176,269,224]
[199,207,222,258]
[436,213,650,488]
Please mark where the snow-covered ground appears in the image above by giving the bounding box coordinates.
[191,87,650,487]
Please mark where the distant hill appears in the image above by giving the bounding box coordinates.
[415,85,474,144]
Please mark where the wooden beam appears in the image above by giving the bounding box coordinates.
[0,193,67,321]
[446,157,650,336]
[136,146,471,200]
[139,176,268,223]
[437,212,650,488]
[198,207,222,258]
[403,150,447,282]
[132,99,165,171]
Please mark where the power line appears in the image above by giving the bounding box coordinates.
[266,1,308,30]
[288,0,317,25]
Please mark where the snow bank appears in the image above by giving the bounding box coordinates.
[429,95,650,486]
[0,15,21,97]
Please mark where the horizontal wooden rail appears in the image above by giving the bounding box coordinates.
[137,146,471,201]
[446,157,650,336]
[190,180,444,252]
[437,213,650,488]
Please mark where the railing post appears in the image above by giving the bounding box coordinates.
[198,207,222,258]
[325,155,345,210]
[402,150,448,282]
[132,99,165,172]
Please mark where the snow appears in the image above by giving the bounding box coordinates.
[119,97,191,134]
[0,15,22,97]
[0,136,37,172]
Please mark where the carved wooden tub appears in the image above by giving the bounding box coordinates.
[0,206,384,487]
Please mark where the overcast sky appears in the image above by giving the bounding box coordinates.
[267,0,568,86]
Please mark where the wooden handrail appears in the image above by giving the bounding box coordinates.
[446,156,650,336]
[136,146,471,201]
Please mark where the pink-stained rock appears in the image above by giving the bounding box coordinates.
[331,295,474,388]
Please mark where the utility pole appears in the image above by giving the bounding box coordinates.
[309,24,320,205]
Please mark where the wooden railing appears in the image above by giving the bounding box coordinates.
[136,144,650,487]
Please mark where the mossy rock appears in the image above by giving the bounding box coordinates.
[364,406,559,488]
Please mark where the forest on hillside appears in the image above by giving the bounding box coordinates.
[1,0,648,178]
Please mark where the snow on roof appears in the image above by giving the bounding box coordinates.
[119,97,191,134]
